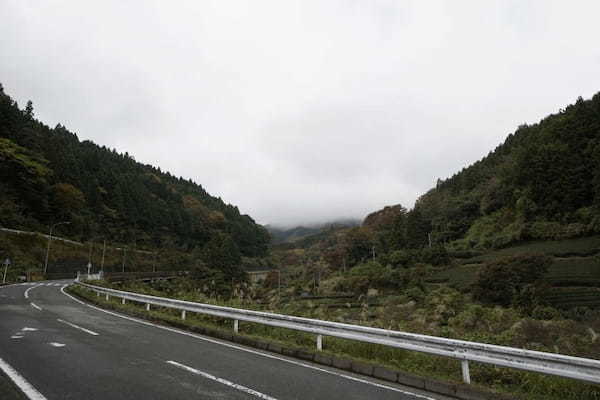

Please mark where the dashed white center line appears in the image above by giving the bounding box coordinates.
[48,342,66,348]
[167,360,278,400]
[0,356,48,399]
[57,319,99,336]
[22,328,38,332]
[10,335,24,339]
[61,285,435,399]
[30,302,42,311]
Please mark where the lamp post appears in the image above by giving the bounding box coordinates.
[2,258,11,284]
[43,221,70,275]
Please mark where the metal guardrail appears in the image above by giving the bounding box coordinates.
[76,281,600,385]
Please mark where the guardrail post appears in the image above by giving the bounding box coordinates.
[461,359,471,384]
[181,310,186,320]
[105,293,109,301]
[96,291,100,297]
[317,334,323,351]
[122,298,126,305]
[146,304,150,311]
[234,319,239,333]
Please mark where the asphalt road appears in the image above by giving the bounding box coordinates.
[0,281,449,400]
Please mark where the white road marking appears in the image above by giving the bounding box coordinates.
[61,285,86,305]
[24,286,36,299]
[48,342,66,347]
[0,356,48,400]
[167,360,278,400]
[57,318,99,336]
[11,335,24,339]
[22,327,38,332]
[30,302,43,311]
[60,285,435,399]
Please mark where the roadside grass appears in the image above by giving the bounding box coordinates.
[68,284,600,400]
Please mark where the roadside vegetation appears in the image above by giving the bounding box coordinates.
[73,238,600,400]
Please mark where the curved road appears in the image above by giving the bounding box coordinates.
[0,281,447,400]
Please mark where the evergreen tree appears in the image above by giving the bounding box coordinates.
[25,100,34,118]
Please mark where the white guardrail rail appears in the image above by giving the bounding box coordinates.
[76,281,600,385]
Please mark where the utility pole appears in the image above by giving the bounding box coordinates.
[428,232,432,248]
[43,221,70,275]
[152,252,158,273]
[2,258,11,284]
[101,240,106,272]
[372,246,376,261]
[317,268,321,295]
[122,247,127,273]
[276,269,281,298]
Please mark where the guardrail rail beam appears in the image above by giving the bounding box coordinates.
[75,281,600,385]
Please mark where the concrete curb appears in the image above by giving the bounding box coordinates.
[69,287,518,400]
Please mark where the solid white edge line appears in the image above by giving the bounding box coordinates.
[60,285,435,400]
[167,360,278,400]
[0,357,48,400]
[57,319,99,336]
[61,285,86,305]
[24,286,36,299]
[30,302,42,311]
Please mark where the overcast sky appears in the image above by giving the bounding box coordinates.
[2,1,600,227]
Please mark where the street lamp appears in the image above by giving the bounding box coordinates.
[2,258,11,284]
[43,221,71,275]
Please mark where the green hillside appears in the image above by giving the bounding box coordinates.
[417,94,600,250]
[268,93,600,313]
[0,83,269,276]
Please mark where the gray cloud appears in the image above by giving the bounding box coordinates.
[2,1,600,227]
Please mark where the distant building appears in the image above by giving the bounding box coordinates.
[247,270,271,285]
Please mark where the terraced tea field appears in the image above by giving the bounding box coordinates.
[542,287,600,309]
[459,236,600,265]
[546,257,600,287]
[429,236,600,308]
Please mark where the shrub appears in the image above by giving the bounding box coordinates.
[532,305,561,320]
[388,249,413,268]
[418,245,449,266]
[472,253,552,307]
[404,286,425,303]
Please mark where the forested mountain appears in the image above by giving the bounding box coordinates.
[274,92,600,269]
[412,93,600,250]
[347,92,600,261]
[266,219,360,245]
[0,84,269,257]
